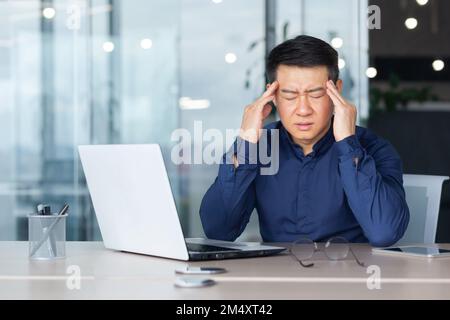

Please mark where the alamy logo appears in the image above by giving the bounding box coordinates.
[366,264,381,290]
[367,5,381,30]
[66,4,81,30]
[170,121,280,175]
[66,265,81,290]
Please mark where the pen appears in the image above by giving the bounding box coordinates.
[50,204,69,255]
[36,204,56,257]
[30,204,69,258]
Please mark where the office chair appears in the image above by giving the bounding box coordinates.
[396,174,449,244]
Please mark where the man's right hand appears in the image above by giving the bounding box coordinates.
[239,81,279,143]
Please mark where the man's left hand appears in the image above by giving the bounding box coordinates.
[326,80,357,142]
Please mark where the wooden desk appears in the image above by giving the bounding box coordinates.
[1,242,449,299]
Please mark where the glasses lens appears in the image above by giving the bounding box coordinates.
[324,237,349,260]
[291,238,315,260]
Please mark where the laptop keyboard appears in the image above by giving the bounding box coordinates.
[186,243,237,252]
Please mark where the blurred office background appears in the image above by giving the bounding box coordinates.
[368,0,450,242]
[0,0,448,242]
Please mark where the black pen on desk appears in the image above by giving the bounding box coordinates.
[58,204,69,216]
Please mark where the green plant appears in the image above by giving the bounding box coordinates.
[369,73,439,115]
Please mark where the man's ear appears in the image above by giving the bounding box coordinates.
[266,83,271,90]
[335,79,343,93]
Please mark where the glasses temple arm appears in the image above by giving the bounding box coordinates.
[289,248,314,268]
[349,247,365,267]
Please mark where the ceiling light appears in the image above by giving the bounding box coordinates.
[416,0,428,6]
[366,67,377,78]
[225,53,237,64]
[102,41,114,53]
[179,97,210,110]
[405,18,418,30]
[140,38,153,49]
[331,37,343,49]
[42,7,56,19]
[432,59,445,71]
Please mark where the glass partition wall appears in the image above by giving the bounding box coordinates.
[0,0,180,240]
[0,0,367,241]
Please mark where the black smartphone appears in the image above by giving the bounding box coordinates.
[175,267,227,274]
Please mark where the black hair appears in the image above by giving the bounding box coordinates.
[266,35,339,83]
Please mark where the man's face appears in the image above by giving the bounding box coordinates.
[272,65,341,146]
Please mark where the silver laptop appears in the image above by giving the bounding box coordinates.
[78,144,286,261]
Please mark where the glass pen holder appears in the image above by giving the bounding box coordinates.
[28,214,67,260]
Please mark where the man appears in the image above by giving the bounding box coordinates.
[200,35,409,247]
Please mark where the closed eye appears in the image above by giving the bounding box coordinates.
[307,89,326,99]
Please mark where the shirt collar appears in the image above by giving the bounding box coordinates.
[280,119,335,160]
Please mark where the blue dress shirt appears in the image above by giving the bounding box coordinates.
[199,120,410,247]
